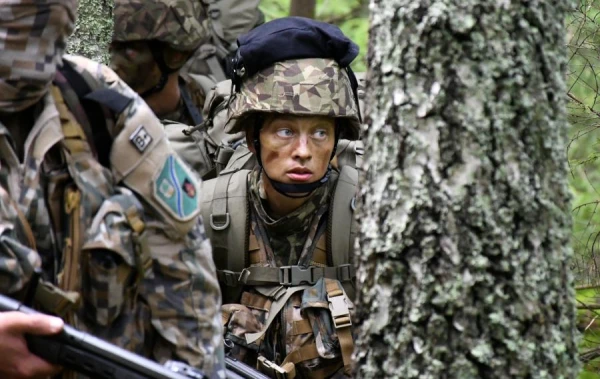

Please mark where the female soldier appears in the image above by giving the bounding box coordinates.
[201,17,361,378]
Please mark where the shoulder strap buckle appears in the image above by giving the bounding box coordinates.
[328,293,352,329]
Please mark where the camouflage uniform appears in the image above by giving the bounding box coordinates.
[202,54,361,378]
[0,1,223,377]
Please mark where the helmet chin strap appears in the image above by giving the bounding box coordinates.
[253,118,340,199]
[262,166,332,198]
[140,41,177,98]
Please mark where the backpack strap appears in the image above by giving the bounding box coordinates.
[55,60,115,167]
[329,166,358,298]
[200,44,228,82]
[200,169,251,303]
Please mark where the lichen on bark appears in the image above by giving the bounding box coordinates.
[67,0,114,64]
[355,0,580,378]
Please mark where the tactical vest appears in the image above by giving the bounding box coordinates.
[25,56,201,335]
[201,167,358,378]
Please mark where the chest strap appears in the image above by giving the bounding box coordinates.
[217,264,355,287]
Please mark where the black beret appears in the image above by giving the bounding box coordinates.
[232,16,359,79]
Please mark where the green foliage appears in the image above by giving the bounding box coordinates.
[67,0,114,64]
[259,0,368,71]
[562,0,600,376]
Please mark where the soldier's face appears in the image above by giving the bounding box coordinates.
[254,115,336,184]
[109,41,162,94]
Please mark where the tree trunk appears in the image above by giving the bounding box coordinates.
[289,0,316,19]
[354,1,579,378]
[67,0,114,64]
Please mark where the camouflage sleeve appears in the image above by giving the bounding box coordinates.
[0,186,41,295]
[141,217,225,376]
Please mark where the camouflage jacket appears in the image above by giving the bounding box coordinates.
[218,169,356,378]
[0,56,224,377]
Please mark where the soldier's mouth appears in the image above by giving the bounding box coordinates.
[286,168,313,181]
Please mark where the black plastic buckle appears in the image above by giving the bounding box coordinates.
[278,266,321,286]
[220,270,239,287]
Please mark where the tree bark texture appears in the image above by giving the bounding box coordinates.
[355,1,579,378]
[289,0,316,19]
[67,0,114,64]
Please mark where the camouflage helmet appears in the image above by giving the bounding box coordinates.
[112,0,206,52]
[226,58,361,141]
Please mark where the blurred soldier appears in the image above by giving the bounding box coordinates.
[180,0,264,180]
[0,0,223,377]
[110,0,206,126]
[110,0,263,181]
[201,17,361,378]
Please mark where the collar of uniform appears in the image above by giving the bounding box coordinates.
[23,91,64,163]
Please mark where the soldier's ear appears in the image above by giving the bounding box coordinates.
[246,126,256,153]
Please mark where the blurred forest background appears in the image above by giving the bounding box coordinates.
[568,1,600,377]
[67,0,600,376]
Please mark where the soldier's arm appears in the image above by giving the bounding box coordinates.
[141,220,224,375]
[0,187,41,295]
[64,55,224,375]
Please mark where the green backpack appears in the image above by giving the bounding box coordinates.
[182,0,264,87]
[200,166,359,304]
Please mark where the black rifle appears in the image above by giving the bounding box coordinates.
[224,356,270,379]
[0,294,204,379]
[223,340,271,379]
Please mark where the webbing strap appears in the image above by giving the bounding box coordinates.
[281,343,320,367]
[326,280,353,375]
[290,319,312,336]
[206,55,227,82]
[218,264,356,287]
[210,173,233,231]
[34,280,80,317]
[245,285,309,345]
[56,60,115,168]
[330,166,358,269]
[51,86,90,156]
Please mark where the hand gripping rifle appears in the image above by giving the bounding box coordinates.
[0,293,205,379]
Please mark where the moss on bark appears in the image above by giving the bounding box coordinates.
[67,0,114,64]
[355,1,580,377]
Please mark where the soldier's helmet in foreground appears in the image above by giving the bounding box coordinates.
[225,17,362,141]
[112,0,205,52]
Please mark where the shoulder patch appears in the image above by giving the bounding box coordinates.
[153,154,200,220]
[130,125,153,153]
